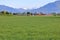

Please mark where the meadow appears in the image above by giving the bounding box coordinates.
[0,16,60,40]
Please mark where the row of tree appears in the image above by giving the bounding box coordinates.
[0,11,60,16]
[0,11,12,16]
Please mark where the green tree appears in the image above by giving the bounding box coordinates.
[0,11,12,16]
[27,12,31,16]
[51,12,57,16]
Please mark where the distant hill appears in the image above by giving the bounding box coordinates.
[28,1,60,14]
[0,1,60,14]
[0,5,25,13]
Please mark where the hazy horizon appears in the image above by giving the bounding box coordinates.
[0,0,57,9]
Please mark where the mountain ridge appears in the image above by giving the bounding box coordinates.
[0,5,25,13]
[29,0,60,13]
[0,1,60,13]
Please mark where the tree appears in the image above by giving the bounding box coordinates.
[0,11,6,15]
[27,12,31,16]
[0,11,12,16]
[57,13,60,16]
[51,12,57,16]
[13,13,17,15]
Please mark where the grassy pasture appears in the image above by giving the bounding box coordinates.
[0,16,60,40]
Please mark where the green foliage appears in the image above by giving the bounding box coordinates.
[27,12,31,16]
[0,11,12,16]
[51,13,57,16]
[0,16,60,40]
[57,13,60,16]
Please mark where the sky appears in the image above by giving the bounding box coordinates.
[0,0,57,9]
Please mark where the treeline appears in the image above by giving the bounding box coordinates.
[0,11,33,16]
[0,11,60,16]
[0,11,12,16]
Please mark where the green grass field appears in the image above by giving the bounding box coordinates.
[0,16,60,40]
